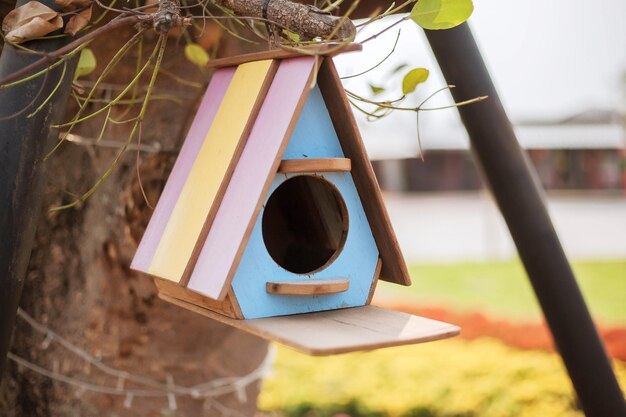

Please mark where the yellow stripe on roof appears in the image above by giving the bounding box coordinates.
[149,59,274,282]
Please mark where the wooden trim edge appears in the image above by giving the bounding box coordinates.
[366,258,383,305]
[154,278,241,319]
[207,43,362,68]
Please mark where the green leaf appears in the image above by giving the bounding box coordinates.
[184,43,209,67]
[74,47,96,80]
[283,30,301,43]
[369,84,385,95]
[410,0,474,30]
[402,68,429,95]
[390,63,409,75]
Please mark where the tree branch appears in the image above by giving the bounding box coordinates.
[0,0,356,87]
[215,0,356,40]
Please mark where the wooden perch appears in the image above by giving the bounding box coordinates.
[215,0,356,40]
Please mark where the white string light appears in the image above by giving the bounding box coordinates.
[234,381,248,404]
[166,374,178,411]
[9,307,275,411]
[41,332,54,350]
[210,398,249,417]
[123,392,134,409]
[116,374,127,391]
[74,386,86,398]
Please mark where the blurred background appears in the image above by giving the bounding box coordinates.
[259,1,626,416]
[1,1,623,416]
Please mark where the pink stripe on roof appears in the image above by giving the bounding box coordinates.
[187,56,316,300]
[131,67,237,273]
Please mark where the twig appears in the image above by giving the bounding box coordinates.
[360,15,410,44]
[27,61,67,118]
[342,29,400,79]
[0,71,49,120]
[135,121,153,208]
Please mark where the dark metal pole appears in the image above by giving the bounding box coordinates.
[0,0,78,380]
[424,23,625,417]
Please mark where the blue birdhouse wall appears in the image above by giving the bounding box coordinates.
[231,86,380,319]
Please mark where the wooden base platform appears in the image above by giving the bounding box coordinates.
[159,293,460,356]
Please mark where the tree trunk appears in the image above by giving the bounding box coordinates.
[0,25,269,417]
[0,0,360,413]
[0,0,79,382]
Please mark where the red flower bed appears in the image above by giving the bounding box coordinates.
[380,302,626,360]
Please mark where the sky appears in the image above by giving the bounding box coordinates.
[333,0,626,159]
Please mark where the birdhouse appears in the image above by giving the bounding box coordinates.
[131,44,459,355]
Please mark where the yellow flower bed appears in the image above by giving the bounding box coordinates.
[259,338,626,417]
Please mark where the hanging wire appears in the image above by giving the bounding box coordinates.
[10,308,276,401]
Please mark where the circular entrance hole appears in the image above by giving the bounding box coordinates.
[262,175,348,274]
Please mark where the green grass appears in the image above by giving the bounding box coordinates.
[375,259,626,325]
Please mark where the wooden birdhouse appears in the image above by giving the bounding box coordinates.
[131,44,459,355]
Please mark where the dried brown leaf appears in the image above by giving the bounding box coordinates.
[2,1,63,44]
[64,5,91,35]
[54,0,91,11]
[2,1,58,31]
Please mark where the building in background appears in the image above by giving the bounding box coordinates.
[335,0,626,194]
[373,109,624,192]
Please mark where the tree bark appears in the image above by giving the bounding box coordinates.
[0,25,269,417]
[216,0,355,40]
[0,0,79,381]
